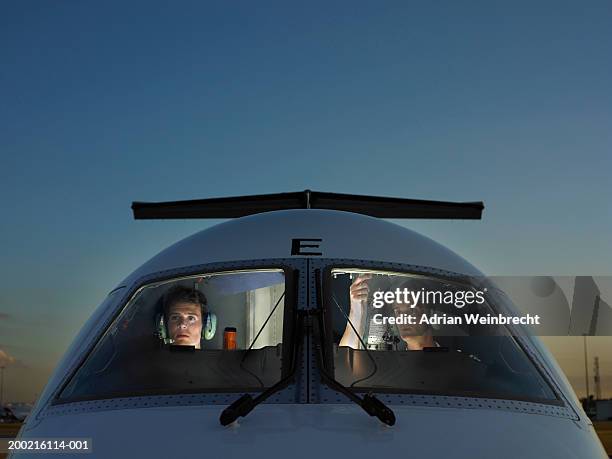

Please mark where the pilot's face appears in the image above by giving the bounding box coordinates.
[393,301,429,338]
[167,302,202,349]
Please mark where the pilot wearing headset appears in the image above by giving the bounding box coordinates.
[158,285,216,348]
[339,275,438,350]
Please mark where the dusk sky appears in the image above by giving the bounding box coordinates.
[1,1,611,403]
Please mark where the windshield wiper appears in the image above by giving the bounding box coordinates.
[220,270,396,427]
[309,308,396,426]
[312,269,395,426]
[219,305,303,426]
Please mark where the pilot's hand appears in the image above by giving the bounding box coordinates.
[349,274,372,317]
[339,274,372,349]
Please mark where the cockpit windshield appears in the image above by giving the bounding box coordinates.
[58,269,291,402]
[324,268,558,403]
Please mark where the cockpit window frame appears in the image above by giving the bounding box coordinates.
[52,260,300,405]
[317,261,566,406]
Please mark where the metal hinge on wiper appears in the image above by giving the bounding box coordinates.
[219,311,303,426]
[308,309,396,426]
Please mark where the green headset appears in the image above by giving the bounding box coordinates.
[156,285,217,345]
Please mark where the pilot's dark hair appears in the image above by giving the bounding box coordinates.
[162,285,208,321]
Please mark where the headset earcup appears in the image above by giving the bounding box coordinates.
[156,313,168,341]
[203,312,217,340]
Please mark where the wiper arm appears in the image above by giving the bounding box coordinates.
[220,268,396,427]
[220,309,395,426]
[312,269,395,426]
[309,308,396,426]
[219,309,303,426]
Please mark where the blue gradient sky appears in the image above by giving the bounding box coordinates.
[1,1,611,402]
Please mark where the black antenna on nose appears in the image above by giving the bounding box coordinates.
[132,190,484,220]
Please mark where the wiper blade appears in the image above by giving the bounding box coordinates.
[309,309,396,426]
[220,268,396,427]
[219,308,302,426]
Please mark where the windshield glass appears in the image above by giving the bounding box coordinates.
[325,268,557,403]
[59,269,290,402]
